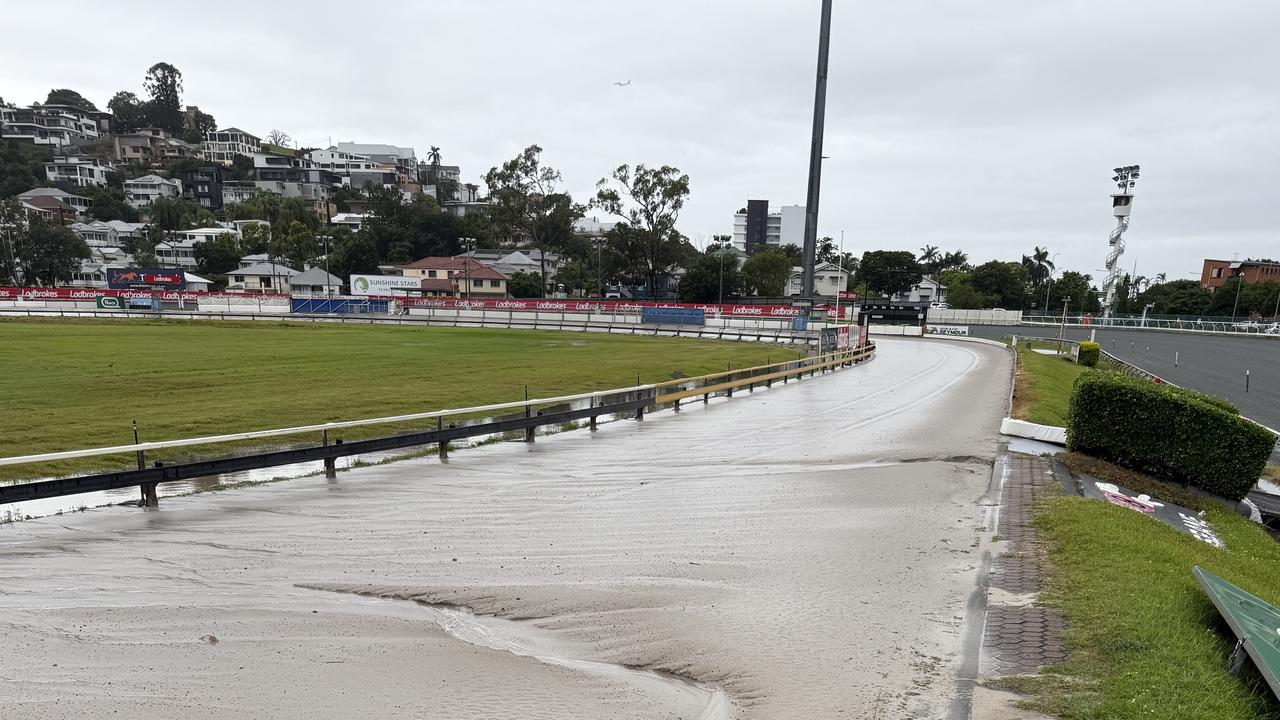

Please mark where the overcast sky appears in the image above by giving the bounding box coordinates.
[4,0,1277,281]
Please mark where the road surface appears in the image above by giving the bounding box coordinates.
[0,337,1012,720]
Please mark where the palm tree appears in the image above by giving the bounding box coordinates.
[1155,272,1167,285]
[940,250,968,271]
[1028,246,1055,286]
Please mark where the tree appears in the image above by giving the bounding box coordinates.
[555,260,599,297]
[107,91,147,132]
[485,145,581,289]
[918,245,941,274]
[275,220,318,270]
[240,222,271,254]
[182,105,217,145]
[1046,270,1095,313]
[778,243,803,264]
[1025,246,1055,286]
[855,250,923,296]
[940,249,969,272]
[741,247,790,297]
[970,261,1031,309]
[817,236,839,264]
[266,129,292,147]
[231,154,254,178]
[507,270,544,298]
[194,232,244,275]
[45,89,97,111]
[142,62,184,133]
[0,140,50,197]
[592,162,691,300]
[14,217,90,286]
[677,249,741,303]
[327,228,380,281]
[0,199,27,284]
[83,185,139,223]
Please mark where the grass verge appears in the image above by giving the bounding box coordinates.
[1012,341,1091,427]
[0,318,785,481]
[1011,488,1280,719]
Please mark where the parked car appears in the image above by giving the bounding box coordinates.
[929,302,951,309]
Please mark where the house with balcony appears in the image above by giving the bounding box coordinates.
[37,104,112,140]
[44,155,113,187]
[890,277,948,305]
[203,127,261,165]
[124,175,182,210]
[69,220,122,248]
[289,267,343,295]
[402,256,508,297]
[251,151,337,217]
[0,105,103,148]
[177,165,226,210]
[17,187,92,217]
[112,128,199,165]
[154,227,239,270]
[334,142,417,185]
[226,261,299,293]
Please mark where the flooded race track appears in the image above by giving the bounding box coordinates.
[0,338,1012,719]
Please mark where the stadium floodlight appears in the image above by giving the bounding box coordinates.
[1114,167,1124,174]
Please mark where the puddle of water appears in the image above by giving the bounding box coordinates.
[343,594,730,720]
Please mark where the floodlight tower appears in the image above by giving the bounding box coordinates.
[1101,165,1140,317]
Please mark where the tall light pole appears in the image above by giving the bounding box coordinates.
[1043,251,1060,313]
[800,0,833,301]
[1102,165,1140,316]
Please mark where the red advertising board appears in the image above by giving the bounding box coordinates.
[0,287,288,301]
[107,268,185,290]
[397,297,820,318]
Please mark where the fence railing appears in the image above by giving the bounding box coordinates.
[0,344,876,507]
[1023,314,1280,336]
[1014,335,1169,385]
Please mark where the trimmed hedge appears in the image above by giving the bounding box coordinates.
[1067,372,1275,500]
[1169,385,1238,414]
[1077,341,1100,367]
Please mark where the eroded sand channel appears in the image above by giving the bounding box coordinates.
[0,338,1011,719]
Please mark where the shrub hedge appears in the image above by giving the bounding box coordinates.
[1066,372,1275,500]
[1077,341,1100,367]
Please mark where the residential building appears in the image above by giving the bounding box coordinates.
[177,165,226,210]
[184,272,214,292]
[732,201,805,253]
[68,245,136,288]
[890,277,948,305]
[18,197,77,224]
[251,151,337,217]
[70,220,122,248]
[334,142,417,183]
[328,212,370,232]
[787,261,849,297]
[112,128,198,165]
[124,174,182,209]
[203,127,261,165]
[289,267,343,295]
[574,216,617,236]
[307,148,396,190]
[44,155,113,187]
[1200,258,1280,291]
[402,256,508,297]
[1,104,110,147]
[457,249,560,278]
[18,187,91,216]
[226,261,299,293]
[104,220,148,243]
[222,180,258,204]
[154,227,239,269]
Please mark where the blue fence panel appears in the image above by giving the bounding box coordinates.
[641,307,706,326]
[291,298,390,314]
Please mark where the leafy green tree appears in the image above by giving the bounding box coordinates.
[817,236,839,264]
[0,139,50,197]
[83,185,139,223]
[555,259,599,296]
[142,62,184,133]
[678,249,741,303]
[592,162,691,300]
[239,223,271,254]
[1046,270,1096,313]
[918,245,941,274]
[741,248,790,297]
[940,249,969,272]
[0,199,27,284]
[485,145,582,289]
[1024,246,1055,286]
[231,154,254,179]
[45,89,97,111]
[507,270,544,298]
[855,250,923,296]
[14,217,89,286]
[107,91,147,132]
[970,260,1031,309]
[181,105,216,145]
[778,243,803,264]
[193,233,244,275]
[273,220,318,270]
[327,228,380,281]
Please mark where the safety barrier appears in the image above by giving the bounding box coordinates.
[1023,314,1280,337]
[0,344,876,507]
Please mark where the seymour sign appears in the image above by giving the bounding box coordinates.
[107,268,185,290]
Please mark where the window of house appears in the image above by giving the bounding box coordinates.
[234,276,244,283]
[262,278,272,287]
[1211,267,1222,278]
[491,280,501,288]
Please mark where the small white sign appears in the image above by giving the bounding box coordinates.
[350,274,420,296]
[926,324,970,336]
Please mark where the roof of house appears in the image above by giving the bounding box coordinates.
[405,256,508,277]
[18,187,89,201]
[335,142,415,158]
[230,262,299,277]
[105,220,148,232]
[240,253,270,263]
[290,267,342,286]
[22,195,75,212]
[214,127,259,138]
[184,272,213,285]
[126,174,178,186]
[420,278,456,292]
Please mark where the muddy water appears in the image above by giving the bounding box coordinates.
[0,338,1012,719]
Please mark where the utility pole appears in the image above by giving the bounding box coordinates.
[800,0,833,301]
[1058,296,1071,354]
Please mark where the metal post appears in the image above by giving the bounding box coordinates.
[524,385,534,442]
[1175,351,1179,367]
[1230,274,1244,321]
[323,429,337,478]
[437,417,448,459]
[1057,297,1070,354]
[1246,369,1250,393]
[800,0,833,299]
[132,419,144,471]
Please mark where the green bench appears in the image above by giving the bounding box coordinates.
[1194,566,1280,700]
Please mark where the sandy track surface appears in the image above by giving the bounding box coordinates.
[0,337,1011,719]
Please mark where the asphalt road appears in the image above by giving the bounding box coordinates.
[968,325,1280,432]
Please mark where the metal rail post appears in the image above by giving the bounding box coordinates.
[437,417,448,459]
[323,429,337,478]
[524,386,535,442]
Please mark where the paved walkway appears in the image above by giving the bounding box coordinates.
[981,453,1068,676]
